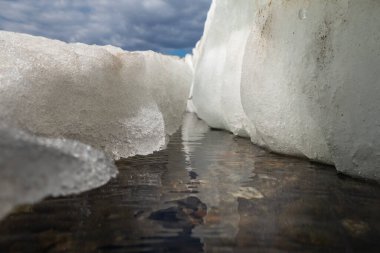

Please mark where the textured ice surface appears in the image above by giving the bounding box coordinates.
[0,31,191,159]
[141,51,192,135]
[241,0,380,179]
[192,0,253,137]
[0,126,117,219]
[240,0,333,162]
[192,0,380,181]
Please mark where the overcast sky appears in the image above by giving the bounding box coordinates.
[0,0,210,57]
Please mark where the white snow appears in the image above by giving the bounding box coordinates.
[192,0,253,137]
[0,126,117,219]
[0,31,192,159]
[191,0,380,181]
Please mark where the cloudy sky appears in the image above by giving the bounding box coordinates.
[0,0,211,57]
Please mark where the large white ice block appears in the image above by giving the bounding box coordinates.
[0,31,191,159]
[192,0,380,181]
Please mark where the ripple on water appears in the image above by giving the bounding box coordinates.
[0,113,379,253]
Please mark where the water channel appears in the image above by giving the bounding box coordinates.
[0,113,379,253]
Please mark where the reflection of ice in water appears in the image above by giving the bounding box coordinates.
[181,113,210,181]
[181,113,258,242]
[182,113,209,151]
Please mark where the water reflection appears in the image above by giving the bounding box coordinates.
[0,113,379,252]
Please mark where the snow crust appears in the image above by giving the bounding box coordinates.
[0,31,192,159]
[0,126,117,219]
[191,0,380,181]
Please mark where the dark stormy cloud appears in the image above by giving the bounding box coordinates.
[0,0,211,56]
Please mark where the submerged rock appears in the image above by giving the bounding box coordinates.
[0,31,192,159]
[149,196,207,233]
[0,126,117,220]
[191,0,380,181]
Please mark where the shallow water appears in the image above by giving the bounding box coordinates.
[0,113,379,253]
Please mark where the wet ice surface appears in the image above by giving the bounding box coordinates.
[0,114,379,253]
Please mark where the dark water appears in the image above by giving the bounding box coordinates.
[0,114,380,253]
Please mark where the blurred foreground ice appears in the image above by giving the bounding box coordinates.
[0,126,118,219]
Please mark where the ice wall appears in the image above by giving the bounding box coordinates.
[0,31,192,159]
[192,0,380,181]
[0,126,117,219]
[192,0,254,137]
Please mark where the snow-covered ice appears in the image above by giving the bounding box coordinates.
[192,0,253,137]
[191,0,380,181]
[141,51,192,135]
[0,126,117,219]
[0,31,192,218]
[0,31,192,159]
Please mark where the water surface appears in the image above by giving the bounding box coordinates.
[0,113,379,252]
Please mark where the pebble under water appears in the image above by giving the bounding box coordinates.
[0,113,379,253]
